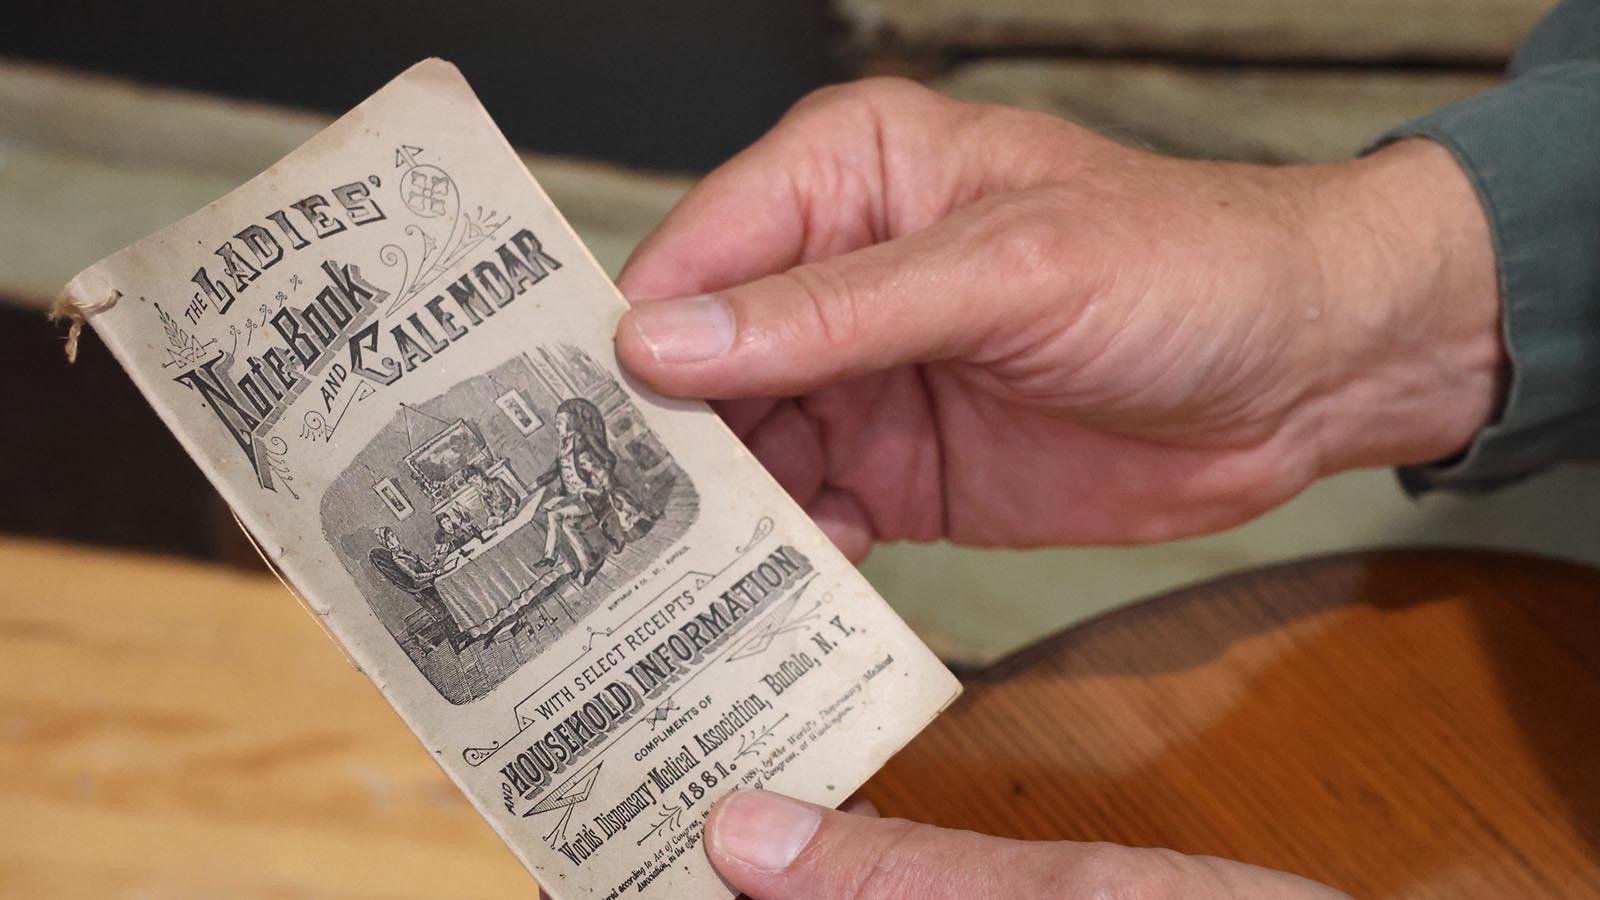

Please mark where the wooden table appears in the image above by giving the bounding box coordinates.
[865,549,1600,897]
[2,537,1596,898]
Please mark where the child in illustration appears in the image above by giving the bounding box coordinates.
[533,397,656,585]
[464,463,519,527]
[431,508,480,560]
[369,526,467,653]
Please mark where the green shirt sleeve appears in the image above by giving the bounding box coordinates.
[1373,0,1600,494]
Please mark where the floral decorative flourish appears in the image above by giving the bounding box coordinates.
[264,436,301,500]
[736,517,774,555]
[300,411,334,442]
[735,713,790,763]
[156,302,216,369]
[382,147,512,318]
[299,380,376,443]
[634,801,685,846]
[467,741,506,768]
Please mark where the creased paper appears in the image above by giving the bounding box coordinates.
[58,59,960,899]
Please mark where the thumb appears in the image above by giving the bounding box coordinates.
[704,790,1028,900]
[615,202,1035,399]
[703,790,1352,900]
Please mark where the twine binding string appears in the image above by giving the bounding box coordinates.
[49,289,122,363]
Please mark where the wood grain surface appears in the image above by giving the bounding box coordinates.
[867,549,1600,897]
[3,538,1597,898]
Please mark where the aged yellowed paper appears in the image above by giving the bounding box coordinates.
[57,59,960,900]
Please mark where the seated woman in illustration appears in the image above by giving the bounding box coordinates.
[369,526,467,653]
[464,463,519,527]
[534,397,656,585]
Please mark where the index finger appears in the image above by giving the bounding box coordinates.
[614,78,967,303]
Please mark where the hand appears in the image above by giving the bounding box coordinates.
[535,794,881,900]
[614,78,1503,558]
[703,790,1348,900]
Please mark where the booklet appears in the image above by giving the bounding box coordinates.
[55,59,960,900]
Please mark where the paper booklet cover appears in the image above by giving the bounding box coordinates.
[56,59,960,898]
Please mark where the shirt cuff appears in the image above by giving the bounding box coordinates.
[1369,61,1600,495]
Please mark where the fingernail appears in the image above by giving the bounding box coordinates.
[841,795,879,818]
[629,294,735,363]
[711,790,821,871]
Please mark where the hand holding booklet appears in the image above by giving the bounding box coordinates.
[56,60,959,899]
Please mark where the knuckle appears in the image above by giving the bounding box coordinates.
[953,102,1106,186]
[961,97,1035,132]
[780,263,863,349]
[1061,843,1196,900]
[850,75,939,106]
[975,99,1083,140]
[838,820,924,900]
[787,76,938,123]
[982,204,1072,281]
[787,81,855,118]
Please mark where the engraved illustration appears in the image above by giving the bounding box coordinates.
[321,346,700,703]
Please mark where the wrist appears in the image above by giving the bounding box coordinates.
[1301,138,1506,477]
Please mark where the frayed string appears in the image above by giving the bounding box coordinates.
[49,290,121,363]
